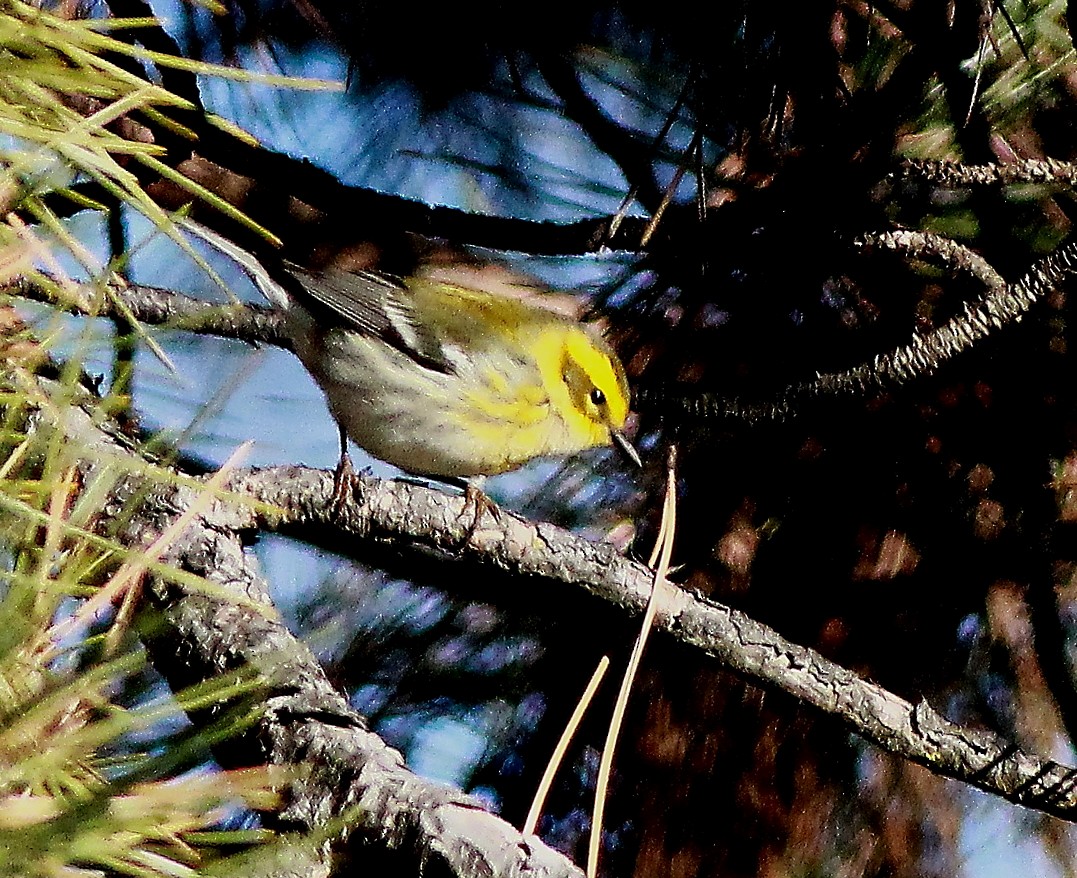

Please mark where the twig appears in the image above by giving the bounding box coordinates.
[640,235,1077,423]
[7,275,290,348]
[903,157,1077,189]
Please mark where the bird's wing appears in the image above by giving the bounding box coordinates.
[282,262,451,372]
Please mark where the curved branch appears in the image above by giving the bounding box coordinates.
[860,229,1007,291]
[29,374,584,878]
[226,465,1077,821]
[642,235,1077,423]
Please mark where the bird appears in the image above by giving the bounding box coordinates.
[278,262,639,478]
[184,221,639,506]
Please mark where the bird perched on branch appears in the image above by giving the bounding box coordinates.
[186,221,639,506]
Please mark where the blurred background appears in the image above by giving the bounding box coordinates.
[29,0,1077,876]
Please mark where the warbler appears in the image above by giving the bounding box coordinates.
[185,222,639,481]
[279,263,639,479]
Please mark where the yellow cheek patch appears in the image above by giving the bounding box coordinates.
[452,322,630,465]
[560,331,630,428]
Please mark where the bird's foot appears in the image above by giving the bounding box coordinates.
[457,478,501,541]
[329,451,357,518]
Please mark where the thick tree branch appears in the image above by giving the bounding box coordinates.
[44,365,1077,836]
[44,157,661,261]
[223,465,1077,821]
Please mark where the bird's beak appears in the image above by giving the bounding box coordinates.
[611,428,642,468]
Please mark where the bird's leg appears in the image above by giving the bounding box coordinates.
[454,475,501,541]
[330,423,357,516]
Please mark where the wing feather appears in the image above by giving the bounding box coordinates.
[282,262,451,372]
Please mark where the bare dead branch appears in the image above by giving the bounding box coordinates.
[904,157,1077,188]
[858,229,1006,291]
[642,235,1077,423]
[8,275,289,348]
[223,465,1077,821]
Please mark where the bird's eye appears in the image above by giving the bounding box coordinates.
[590,388,606,406]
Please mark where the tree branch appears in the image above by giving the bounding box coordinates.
[639,234,1077,423]
[223,465,1077,821]
[10,276,290,348]
[903,157,1077,189]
